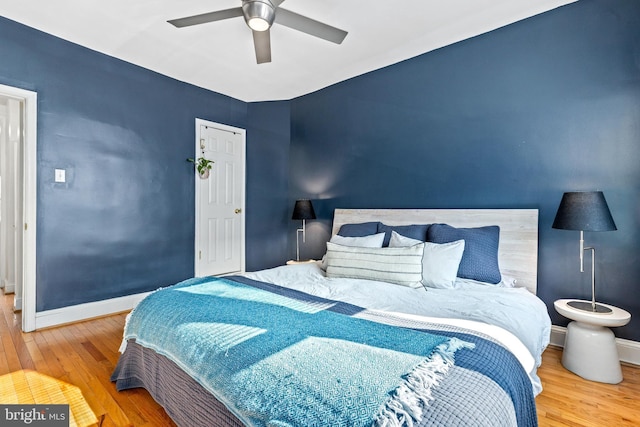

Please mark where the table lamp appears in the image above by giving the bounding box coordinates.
[552,191,617,313]
[292,199,316,261]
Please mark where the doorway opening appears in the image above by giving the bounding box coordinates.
[0,84,37,332]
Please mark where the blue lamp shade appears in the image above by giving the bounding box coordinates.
[552,191,617,232]
[292,199,316,221]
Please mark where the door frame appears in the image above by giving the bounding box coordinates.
[0,84,37,332]
[194,118,246,277]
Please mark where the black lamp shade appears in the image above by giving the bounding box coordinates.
[552,191,617,231]
[292,199,316,220]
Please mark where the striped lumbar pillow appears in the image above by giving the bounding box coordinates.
[325,241,424,288]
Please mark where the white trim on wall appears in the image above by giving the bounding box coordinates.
[34,291,150,330]
[3,281,15,293]
[550,325,640,366]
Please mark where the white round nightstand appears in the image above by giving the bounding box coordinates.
[554,299,631,384]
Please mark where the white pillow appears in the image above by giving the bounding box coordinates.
[325,241,424,288]
[329,232,385,248]
[389,231,465,289]
[388,231,422,247]
[320,233,386,270]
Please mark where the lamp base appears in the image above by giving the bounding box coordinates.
[286,259,316,265]
[567,300,613,314]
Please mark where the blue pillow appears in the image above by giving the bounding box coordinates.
[377,223,430,247]
[337,222,380,237]
[427,223,501,284]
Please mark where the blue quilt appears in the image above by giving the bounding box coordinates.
[123,276,474,427]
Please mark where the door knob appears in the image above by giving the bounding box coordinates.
[235,209,242,214]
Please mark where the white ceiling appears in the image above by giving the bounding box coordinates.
[1,0,575,102]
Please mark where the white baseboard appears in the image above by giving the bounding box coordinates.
[3,280,15,294]
[550,325,640,366]
[34,291,151,330]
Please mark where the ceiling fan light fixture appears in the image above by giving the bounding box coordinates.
[242,0,275,31]
[247,17,270,31]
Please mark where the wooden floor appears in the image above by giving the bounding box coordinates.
[1,290,639,426]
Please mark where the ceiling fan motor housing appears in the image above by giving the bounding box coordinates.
[242,0,275,31]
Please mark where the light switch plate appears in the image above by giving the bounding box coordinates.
[54,169,66,183]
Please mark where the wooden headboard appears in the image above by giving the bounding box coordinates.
[332,209,539,294]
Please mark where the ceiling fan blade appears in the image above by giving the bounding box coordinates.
[168,7,243,28]
[270,0,286,7]
[253,29,272,64]
[275,8,347,44]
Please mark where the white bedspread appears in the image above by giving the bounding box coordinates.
[243,262,551,395]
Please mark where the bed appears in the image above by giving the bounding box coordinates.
[112,208,551,427]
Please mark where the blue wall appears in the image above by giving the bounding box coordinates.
[0,16,290,311]
[290,0,640,341]
[246,101,292,271]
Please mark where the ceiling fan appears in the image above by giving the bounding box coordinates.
[168,0,348,64]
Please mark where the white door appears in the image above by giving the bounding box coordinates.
[194,119,245,277]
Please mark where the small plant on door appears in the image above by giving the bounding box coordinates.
[187,157,215,179]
